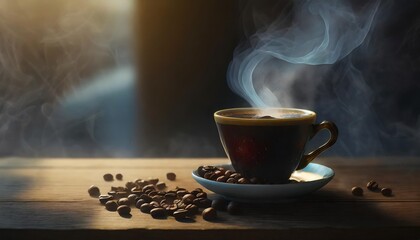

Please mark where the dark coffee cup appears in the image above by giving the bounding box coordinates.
[214,108,338,183]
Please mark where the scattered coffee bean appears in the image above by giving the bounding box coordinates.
[88,185,100,196]
[150,207,166,219]
[227,201,241,215]
[211,198,228,211]
[148,191,158,197]
[166,172,176,181]
[156,182,166,190]
[115,191,129,198]
[116,173,123,180]
[381,188,392,196]
[127,194,138,204]
[173,209,188,220]
[147,178,159,185]
[103,173,113,181]
[140,194,152,203]
[185,204,199,216]
[125,181,136,190]
[140,203,153,213]
[99,195,113,204]
[165,204,178,216]
[117,205,131,215]
[202,207,217,221]
[194,198,212,208]
[149,201,160,208]
[118,197,130,206]
[177,190,188,198]
[182,194,195,203]
[367,180,379,191]
[105,200,118,211]
[196,192,207,199]
[107,190,117,196]
[136,199,146,209]
[351,186,363,196]
[142,184,155,193]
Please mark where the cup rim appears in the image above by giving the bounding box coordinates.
[214,108,316,126]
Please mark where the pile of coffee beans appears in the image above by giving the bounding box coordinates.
[197,165,260,184]
[352,180,393,197]
[88,172,241,222]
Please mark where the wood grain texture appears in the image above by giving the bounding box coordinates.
[0,157,419,240]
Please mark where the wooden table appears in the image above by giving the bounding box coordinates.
[0,157,419,240]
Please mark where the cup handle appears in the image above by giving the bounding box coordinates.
[296,121,338,170]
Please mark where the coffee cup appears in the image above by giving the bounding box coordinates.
[214,108,338,183]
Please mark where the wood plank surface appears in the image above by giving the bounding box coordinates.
[0,157,419,240]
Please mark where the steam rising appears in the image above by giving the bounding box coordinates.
[228,0,380,108]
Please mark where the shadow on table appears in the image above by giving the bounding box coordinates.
[0,159,92,229]
[214,189,411,229]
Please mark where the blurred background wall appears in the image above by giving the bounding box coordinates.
[0,0,419,158]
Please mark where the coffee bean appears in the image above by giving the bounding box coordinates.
[381,188,392,196]
[213,170,223,178]
[367,180,379,191]
[103,173,113,181]
[107,190,117,197]
[136,199,146,209]
[224,170,233,177]
[148,191,158,197]
[147,178,159,185]
[177,190,188,198]
[117,197,130,206]
[116,173,123,180]
[230,173,241,180]
[203,165,216,171]
[115,191,129,198]
[204,172,214,180]
[99,195,113,204]
[173,209,188,220]
[351,187,363,196]
[140,203,153,213]
[166,172,176,181]
[139,194,152,203]
[194,198,212,208]
[150,207,166,219]
[156,182,166,190]
[125,181,136,190]
[238,178,249,184]
[127,194,138,204]
[226,178,236,184]
[197,166,206,177]
[216,176,228,182]
[165,204,178,216]
[88,185,100,197]
[202,207,217,221]
[135,179,147,188]
[227,201,241,215]
[182,194,195,202]
[211,198,228,211]
[152,195,164,203]
[142,184,155,193]
[149,201,160,208]
[105,200,118,211]
[185,204,199,216]
[196,192,207,199]
[191,188,203,195]
[117,205,131,215]
[130,187,143,195]
[165,192,177,202]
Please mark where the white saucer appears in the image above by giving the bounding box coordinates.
[191,163,334,203]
